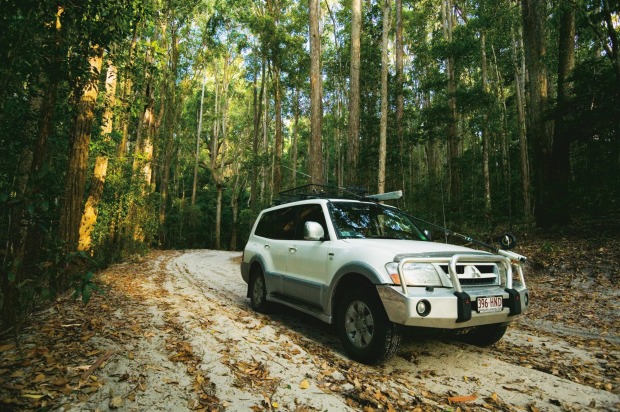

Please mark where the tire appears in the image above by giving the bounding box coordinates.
[459,324,507,346]
[336,287,402,365]
[249,268,270,313]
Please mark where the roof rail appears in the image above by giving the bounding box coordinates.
[275,184,403,204]
[275,184,367,204]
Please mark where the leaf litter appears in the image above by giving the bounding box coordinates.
[0,236,618,411]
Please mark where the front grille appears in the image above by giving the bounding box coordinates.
[439,264,498,286]
[438,264,496,274]
[459,278,496,286]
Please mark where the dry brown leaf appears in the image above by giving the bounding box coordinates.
[448,394,477,403]
[33,373,46,383]
[0,343,16,352]
[109,396,123,409]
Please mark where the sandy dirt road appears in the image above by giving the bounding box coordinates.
[2,249,618,411]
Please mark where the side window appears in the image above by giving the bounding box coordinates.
[254,207,296,240]
[295,204,328,240]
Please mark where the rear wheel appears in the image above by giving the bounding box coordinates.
[249,268,270,313]
[458,324,507,346]
[336,287,402,365]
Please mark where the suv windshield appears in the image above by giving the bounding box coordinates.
[329,201,428,241]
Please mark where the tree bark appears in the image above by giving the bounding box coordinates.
[347,0,362,185]
[395,0,405,193]
[308,0,323,185]
[481,32,492,219]
[59,47,103,253]
[443,0,460,203]
[159,29,180,246]
[273,65,283,194]
[378,0,391,194]
[513,27,531,219]
[291,87,300,185]
[78,61,117,252]
[250,60,265,209]
[521,0,551,227]
[549,2,576,225]
[193,72,207,206]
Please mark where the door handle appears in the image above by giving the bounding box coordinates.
[289,247,297,253]
[264,244,270,250]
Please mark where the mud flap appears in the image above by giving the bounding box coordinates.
[454,291,472,322]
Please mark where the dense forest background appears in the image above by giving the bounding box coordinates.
[0,0,618,330]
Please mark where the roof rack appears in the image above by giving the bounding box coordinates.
[275,184,403,204]
[275,184,367,204]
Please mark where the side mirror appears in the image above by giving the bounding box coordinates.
[496,233,517,250]
[304,221,325,241]
[423,229,432,241]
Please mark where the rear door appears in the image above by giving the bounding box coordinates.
[253,206,297,294]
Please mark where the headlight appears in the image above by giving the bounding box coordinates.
[385,262,443,287]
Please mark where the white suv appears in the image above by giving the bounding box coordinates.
[241,186,529,364]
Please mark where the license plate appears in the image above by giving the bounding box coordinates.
[477,296,503,313]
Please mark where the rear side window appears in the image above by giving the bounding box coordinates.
[254,207,297,240]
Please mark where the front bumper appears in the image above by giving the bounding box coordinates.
[377,284,529,328]
[379,253,529,328]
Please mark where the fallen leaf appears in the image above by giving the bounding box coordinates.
[33,373,46,383]
[22,393,45,399]
[448,394,477,403]
[109,396,123,409]
[0,343,16,351]
[299,379,310,389]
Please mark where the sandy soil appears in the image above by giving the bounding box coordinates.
[2,249,619,411]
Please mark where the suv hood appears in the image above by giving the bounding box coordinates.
[341,238,490,259]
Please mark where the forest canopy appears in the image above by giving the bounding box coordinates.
[0,0,619,330]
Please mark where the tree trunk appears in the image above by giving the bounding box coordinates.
[291,87,300,185]
[443,0,460,203]
[273,65,283,194]
[118,25,139,159]
[250,60,265,208]
[395,0,405,193]
[78,61,117,252]
[521,0,551,227]
[347,0,362,185]
[481,32,492,220]
[378,0,391,194]
[549,2,576,225]
[215,184,222,250]
[229,172,244,251]
[59,47,103,253]
[308,0,323,185]
[131,28,159,242]
[159,30,180,246]
[193,72,207,206]
[513,27,531,219]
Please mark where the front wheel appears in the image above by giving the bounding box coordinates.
[336,287,402,365]
[458,324,507,346]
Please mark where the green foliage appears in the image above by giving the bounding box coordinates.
[72,271,103,305]
[1,0,619,331]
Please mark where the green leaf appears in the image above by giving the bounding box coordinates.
[82,284,93,304]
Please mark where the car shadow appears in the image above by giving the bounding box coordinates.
[249,301,458,365]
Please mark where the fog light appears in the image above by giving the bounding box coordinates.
[416,300,431,317]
